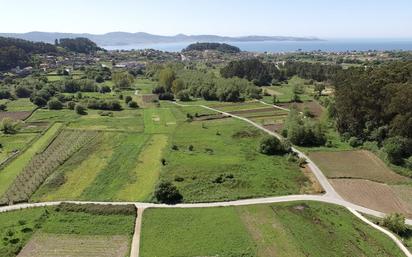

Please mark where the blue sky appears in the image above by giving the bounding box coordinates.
[1,0,411,38]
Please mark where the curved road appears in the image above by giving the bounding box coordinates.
[0,101,411,257]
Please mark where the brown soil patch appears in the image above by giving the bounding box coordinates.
[228,107,283,115]
[17,233,129,257]
[263,123,284,133]
[309,150,409,183]
[300,165,324,194]
[391,185,412,212]
[0,111,32,121]
[278,101,324,118]
[330,179,412,218]
[141,94,159,103]
[193,113,229,121]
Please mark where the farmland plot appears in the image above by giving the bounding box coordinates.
[1,129,99,204]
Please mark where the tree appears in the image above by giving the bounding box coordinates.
[259,136,290,155]
[15,85,32,98]
[47,99,63,110]
[128,101,139,108]
[176,90,190,101]
[383,136,412,165]
[0,118,19,134]
[383,213,407,234]
[159,68,176,92]
[172,79,185,95]
[67,101,76,110]
[154,182,183,204]
[74,104,87,115]
[125,96,132,104]
[113,72,135,89]
[99,85,111,93]
[32,96,47,107]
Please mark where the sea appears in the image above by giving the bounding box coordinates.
[104,38,412,53]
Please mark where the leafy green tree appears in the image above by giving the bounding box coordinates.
[47,98,63,110]
[113,72,135,89]
[259,136,290,155]
[154,182,183,204]
[74,104,87,115]
[125,96,132,104]
[159,68,176,92]
[172,79,185,95]
[128,101,139,108]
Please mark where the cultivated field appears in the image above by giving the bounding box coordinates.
[309,150,409,183]
[17,234,129,257]
[141,202,405,257]
[330,179,412,218]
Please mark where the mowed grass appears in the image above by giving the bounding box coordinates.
[237,202,404,257]
[141,202,405,257]
[262,76,314,103]
[309,150,410,183]
[117,134,168,201]
[136,78,157,94]
[68,109,144,132]
[144,108,177,134]
[0,133,37,162]
[0,123,63,197]
[0,98,37,112]
[161,116,308,202]
[140,207,256,257]
[33,132,150,201]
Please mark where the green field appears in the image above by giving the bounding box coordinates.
[32,132,151,201]
[143,108,177,134]
[262,76,314,103]
[160,113,308,202]
[0,98,37,112]
[0,133,37,162]
[141,202,405,257]
[0,205,135,257]
[0,123,63,198]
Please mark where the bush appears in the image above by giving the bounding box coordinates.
[47,98,63,110]
[159,92,174,100]
[98,111,113,117]
[128,101,139,108]
[0,104,7,111]
[405,156,412,169]
[15,85,32,98]
[348,137,362,147]
[382,213,407,234]
[259,136,290,155]
[125,95,132,103]
[99,85,111,93]
[176,90,191,101]
[383,136,412,165]
[74,104,87,115]
[154,182,183,204]
[67,101,76,110]
[87,99,122,111]
[0,118,19,134]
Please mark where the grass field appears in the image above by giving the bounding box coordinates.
[143,108,177,134]
[140,202,405,257]
[309,150,410,183]
[0,133,37,162]
[117,134,168,201]
[140,207,256,257]
[160,115,308,202]
[33,132,150,201]
[0,98,37,112]
[261,76,314,103]
[136,78,156,94]
[0,205,135,257]
[0,123,63,198]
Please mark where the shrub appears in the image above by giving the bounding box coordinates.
[348,137,362,147]
[125,96,132,103]
[171,145,179,150]
[0,118,19,134]
[15,85,32,98]
[259,136,289,155]
[382,213,407,234]
[128,101,139,108]
[176,90,191,101]
[98,111,113,117]
[0,104,7,111]
[67,101,76,110]
[99,85,111,93]
[47,98,63,110]
[74,104,87,115]
[188,145,194,151]
[154,182,183,204]
[383,136,412,165]
[159,92,174,100]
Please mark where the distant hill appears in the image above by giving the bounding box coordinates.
[0,36,58,71]
[0,32,321,47]
[183,42,241,53]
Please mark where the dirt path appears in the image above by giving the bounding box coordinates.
[130,207,144,257]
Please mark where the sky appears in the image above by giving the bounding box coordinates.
[1,0,411,38]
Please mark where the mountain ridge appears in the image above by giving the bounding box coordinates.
[0,31,322,46]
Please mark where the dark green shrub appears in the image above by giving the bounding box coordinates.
[154,182,183,204]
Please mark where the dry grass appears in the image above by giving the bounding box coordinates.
[0,111,32,121]
[17,233,129,257]
[330,179,412,218]
[277,101,324,118]
[309,150,409,183]
[300,165,324,194]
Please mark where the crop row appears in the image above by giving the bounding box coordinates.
[0,130,100,204]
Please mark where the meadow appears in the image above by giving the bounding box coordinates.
[140,202,404,257]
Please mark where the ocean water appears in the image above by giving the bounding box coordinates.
[104,39,412,53]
